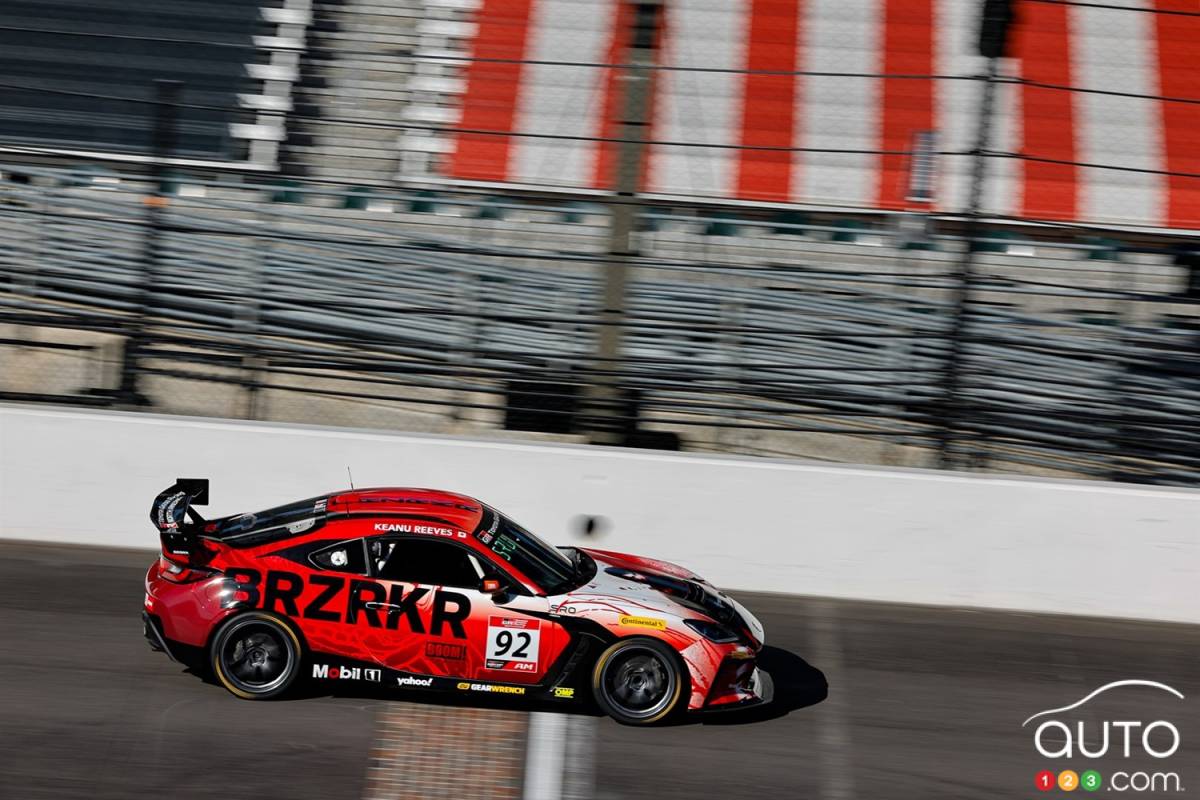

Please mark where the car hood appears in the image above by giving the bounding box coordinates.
[563,548,765,648]
[579,547,704,582]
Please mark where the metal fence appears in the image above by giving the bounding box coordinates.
[2,165,1198,485]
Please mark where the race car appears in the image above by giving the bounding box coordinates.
[143,479,771,725]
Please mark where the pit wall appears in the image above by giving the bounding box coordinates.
[2,405,1196,623]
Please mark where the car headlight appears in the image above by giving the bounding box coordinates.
[684,619,740,643]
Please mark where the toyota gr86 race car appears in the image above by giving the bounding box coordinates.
[143,479,770,725]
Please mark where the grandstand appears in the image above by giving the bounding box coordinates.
[0,0,309,168]
[1,0,1199,485]
[283,0,423,183]
[406,0,1199,231]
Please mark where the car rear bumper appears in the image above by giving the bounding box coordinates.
[142,611,178,663]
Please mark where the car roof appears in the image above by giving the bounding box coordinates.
[328,487,485,533]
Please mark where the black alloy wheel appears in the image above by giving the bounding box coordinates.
[211,613,301,699]
[592,638,684,725]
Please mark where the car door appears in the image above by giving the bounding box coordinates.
[361,535,563,684]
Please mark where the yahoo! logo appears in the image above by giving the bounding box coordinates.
[1023,680,1184,760]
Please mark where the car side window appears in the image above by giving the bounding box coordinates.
[372,538,482,588]
[310,540,367,574]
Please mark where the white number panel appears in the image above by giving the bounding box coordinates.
[485,617,541,673]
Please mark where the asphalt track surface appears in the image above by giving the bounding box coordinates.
[1,541,1197,800]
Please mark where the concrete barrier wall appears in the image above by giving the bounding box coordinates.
[2,405,1197,623]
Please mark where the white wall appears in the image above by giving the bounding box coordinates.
[2,405,1197,623]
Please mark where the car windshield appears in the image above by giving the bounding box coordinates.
[474,505,576,594]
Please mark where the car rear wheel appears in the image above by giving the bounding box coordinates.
[592,638,685,725]
[211,612,301,700]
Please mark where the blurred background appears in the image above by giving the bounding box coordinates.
[1,0,1198,798]
[2,0,1200,483]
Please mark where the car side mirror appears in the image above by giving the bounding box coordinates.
[482,577,515,603]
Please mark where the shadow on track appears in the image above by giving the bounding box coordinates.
[696,645,827,726]
[178,643,825,725]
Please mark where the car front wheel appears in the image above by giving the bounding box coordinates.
[591,638,685,725]
[210,612,302,700]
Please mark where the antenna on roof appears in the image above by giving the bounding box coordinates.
[347,466,355,490]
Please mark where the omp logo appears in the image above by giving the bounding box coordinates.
[396,676,433,688]
[313,664,379,681]
[1024,680,1186,794]
[620,615,666,630]
[553,687,575,699]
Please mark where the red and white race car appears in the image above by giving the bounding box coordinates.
[143,480,771,725]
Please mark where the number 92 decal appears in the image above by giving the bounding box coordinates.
[485,617,541,672]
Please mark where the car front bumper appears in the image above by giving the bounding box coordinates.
[704,665,774,712]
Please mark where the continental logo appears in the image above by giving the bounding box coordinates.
[553,687,575,699]
[620,615,667,630]
[457,682,526,695]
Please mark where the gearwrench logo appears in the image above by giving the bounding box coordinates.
[1023,680,1186,793]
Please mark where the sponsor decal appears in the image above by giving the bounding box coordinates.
[286,518,315,534]
[553,687,575,699]
[475,512,500,546]
[224,569,472,640]
[314,499,327,513]
[157,491,186,529]
[372,522,466,539]
[485,616,541,671]
[620,615,667,631]
[1024,680,1186,794]
[458,682,526,695]
[549,603,577,615]
[312,664,381,682]
[396,676,434,688]
[426,641,467,661]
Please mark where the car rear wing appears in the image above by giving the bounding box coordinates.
[151,479,209,557]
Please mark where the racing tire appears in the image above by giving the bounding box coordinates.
[210,612,302,700]
[591,637,686,725]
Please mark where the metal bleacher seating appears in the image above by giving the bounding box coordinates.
[0,0,308,168]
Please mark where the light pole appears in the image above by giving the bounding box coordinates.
[589,0,663,445]
[936,0,1015,468]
